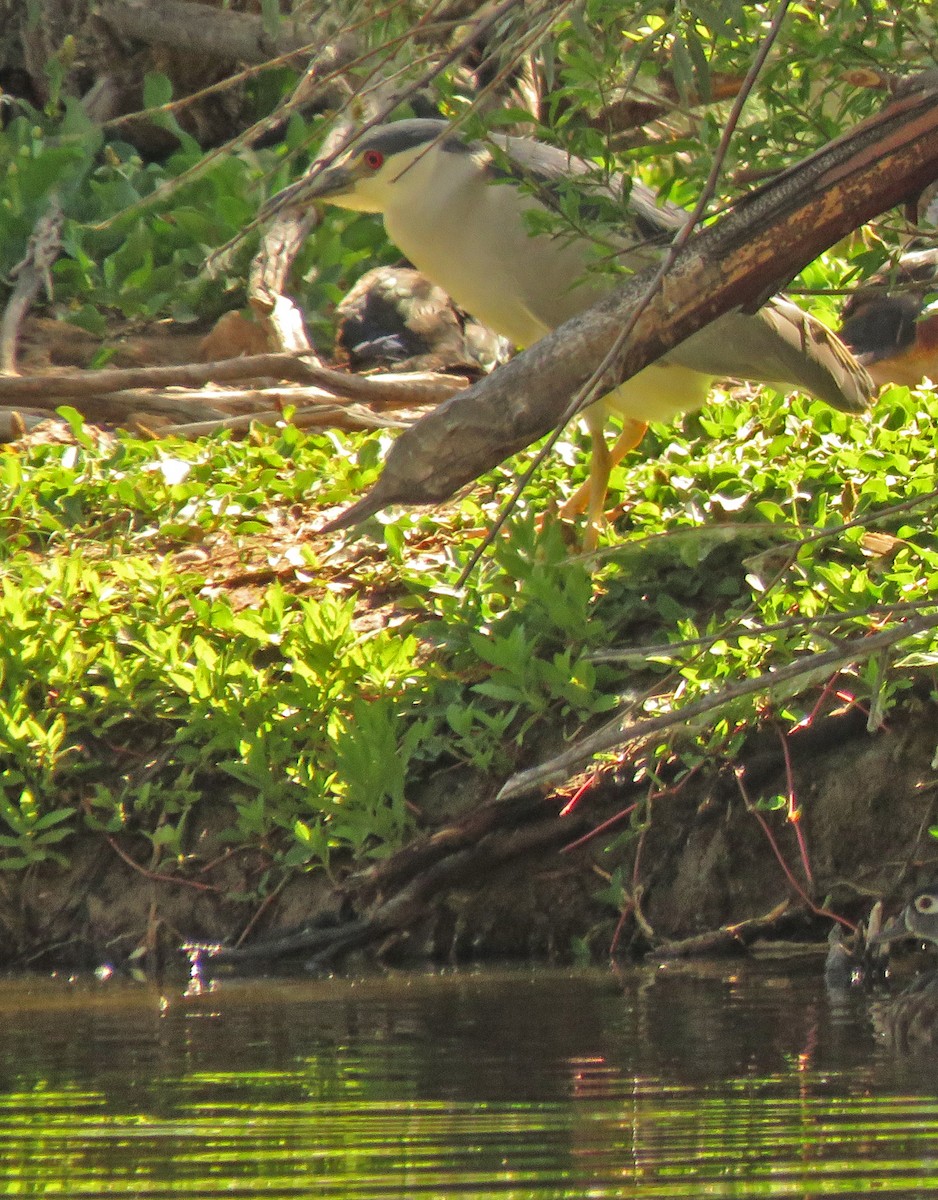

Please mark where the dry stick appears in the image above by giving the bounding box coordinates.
[143,386,341,414]
[0,353,464,409]
[498,611,938,799]
[0,201,64,375]
[453,0,794,583]
[644,900,810,959]
[163,403,412,439]
[151,376,453,416]
[592,596,938,664]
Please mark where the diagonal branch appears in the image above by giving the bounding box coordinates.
[497,609,938,800]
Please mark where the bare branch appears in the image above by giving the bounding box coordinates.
[321,76,938,532]
[0,353,465,409]
[498,609,938,800]
[0,203,64,375]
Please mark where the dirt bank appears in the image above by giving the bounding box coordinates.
[3,694,935,974]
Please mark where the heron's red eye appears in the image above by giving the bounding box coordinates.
[363,149,384,170]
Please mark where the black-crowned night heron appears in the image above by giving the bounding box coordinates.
[867,881,938,1049]
[264,118,873,547]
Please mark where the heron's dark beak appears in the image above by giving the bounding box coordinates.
[867,907,912,946]
[259,163,357,222]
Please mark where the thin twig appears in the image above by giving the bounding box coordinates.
[160,403,412,439]
[774,718,814,889]
[105,834,218,892]
[591,595,938,664]
[456,0,794,583]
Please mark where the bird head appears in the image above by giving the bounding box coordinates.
[260,119,459,219]
[869,882,938,948]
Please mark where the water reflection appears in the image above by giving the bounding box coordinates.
[0,962,936,1197]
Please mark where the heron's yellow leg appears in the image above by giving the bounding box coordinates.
[559,416,647,549]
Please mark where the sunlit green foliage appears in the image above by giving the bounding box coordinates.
[0,79,389,339]
[1,370,937,881]
[0,1,936,889]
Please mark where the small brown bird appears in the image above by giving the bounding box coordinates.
[334,266,509,375]
[840,246,938,388]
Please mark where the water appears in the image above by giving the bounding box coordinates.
[1,959,937,1197]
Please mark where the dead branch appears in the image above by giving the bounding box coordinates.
[498,609,938,800]
[0,354,467,415]
[161,403,412,440]
[321,75,938,532]
[96,0,323,65]
[0,203,64,376]
[645,901,794,959]
[189,803,585,968]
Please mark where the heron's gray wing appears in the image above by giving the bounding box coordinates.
[671,299,873,413]
[487,132,684,243]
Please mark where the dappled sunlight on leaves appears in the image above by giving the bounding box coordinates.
[2,369,938,891]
